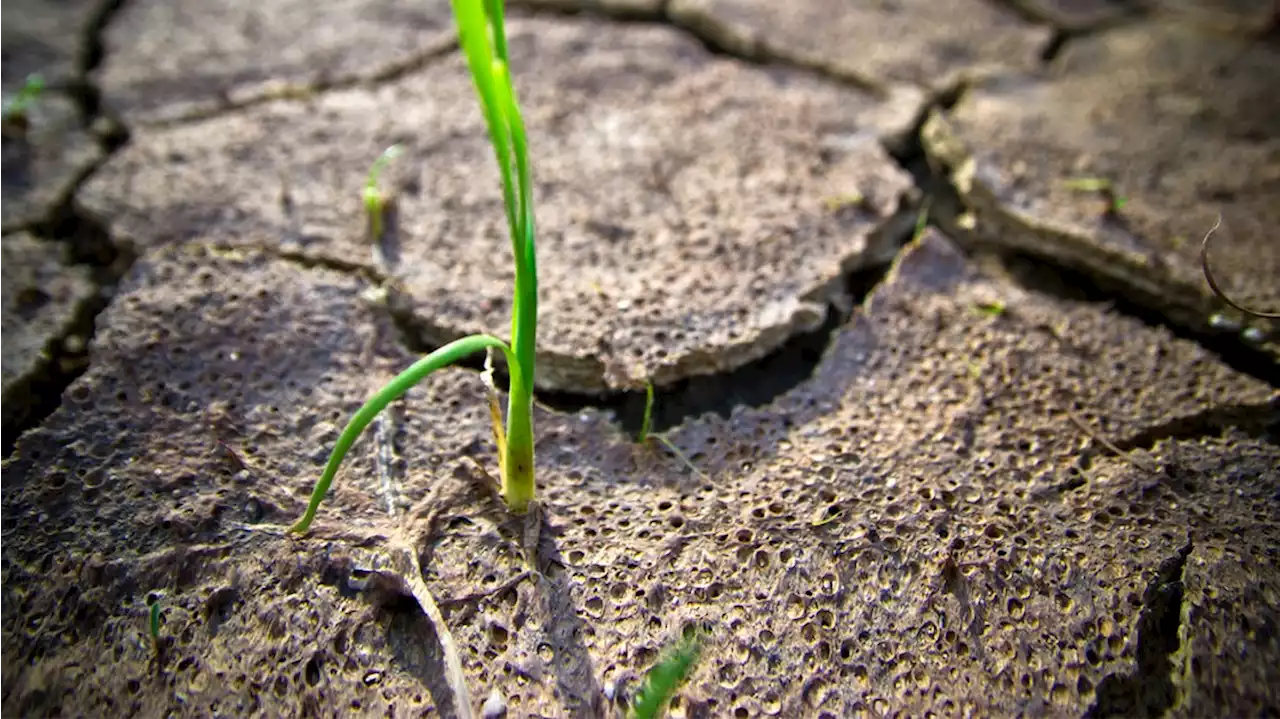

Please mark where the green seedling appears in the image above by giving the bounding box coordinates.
[2,73,45,128]
[1063,177,1127,214]
[630,630,704,719]
[147,596,162,649]
[363,144,403,240]
[291,0,539,533]
[822,191,864,212]
[638,381,655,444]
[973,299,1006,318]
[634,381,707,481]
[913,196,932,241]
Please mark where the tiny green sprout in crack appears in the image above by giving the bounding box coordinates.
[363,144,403,241]
[913,196,932,241]
[630,628,704,719]
[1063,176,1127,215]
[291,0,539,533]
[2,73,45,131]
[633,381,708,480]
[637,381,655,444]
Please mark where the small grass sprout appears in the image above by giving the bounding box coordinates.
[634,380,707,481]
[972,298,1006,318]
[1063,176,1127,214]
[291,0,539,533]
[913,196,932,241]
[364,144,403,240]
[822,191,865,212]
[630,629,704,719]
[2,73,45,130]
[146,594,162,649]
[638,381,655,444]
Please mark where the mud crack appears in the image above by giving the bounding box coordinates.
[3,0,140,456]
[897,86,1279,389]
[1111,398,1280,454]
[1085,540,1193,718]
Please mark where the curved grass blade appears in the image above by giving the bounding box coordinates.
[290,334,518,534]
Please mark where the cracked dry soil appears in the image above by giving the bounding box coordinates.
[3,0,1279,717]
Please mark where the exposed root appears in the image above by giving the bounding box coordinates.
[1066,407,1160,474]
[390,536,476,719]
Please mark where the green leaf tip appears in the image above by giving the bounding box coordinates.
[630,629,704,719]
[364,144,403,240]
[146,594,162,646]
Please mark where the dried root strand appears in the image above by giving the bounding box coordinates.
[1200,215,1280,320]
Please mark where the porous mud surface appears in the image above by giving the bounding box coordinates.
[3,0,1278,717]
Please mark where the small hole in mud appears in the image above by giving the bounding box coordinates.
[304,654,323,687]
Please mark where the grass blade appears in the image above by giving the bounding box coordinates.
[451,0,540,514]
[631,631,703,719]
[291,334,516,533]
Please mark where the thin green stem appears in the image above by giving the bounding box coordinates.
[291,334,517,534]
[454,0,539,514]
[639,381,655,443]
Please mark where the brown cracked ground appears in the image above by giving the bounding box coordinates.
[3,0,1278,717]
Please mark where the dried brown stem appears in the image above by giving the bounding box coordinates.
[1200,215,1280,320]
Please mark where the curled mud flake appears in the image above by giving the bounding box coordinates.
[1200,215,1280,320]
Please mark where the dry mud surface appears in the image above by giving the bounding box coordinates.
[3,0,1278,717]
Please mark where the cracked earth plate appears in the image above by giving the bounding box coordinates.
[80,15,923,393]
[94,0,459,124]
[922,20,1280,355]
[4,230,1275,716]
[1,91,104,233]
[0,233,97,443]
[668,0,1053,89]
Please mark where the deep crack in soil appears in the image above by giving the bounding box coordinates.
[3,0,136,456]
[1085,540,1194,718]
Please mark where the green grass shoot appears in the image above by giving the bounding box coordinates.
[630,630,703,719]
[633,381,707,480]
[973,298,1006,317]
[822,191,864,212]
[638,381,655,443]
[363,144,403,240]
[913,196,932,241]
[2,73,45,125]
[147,596,161,648]
[291,0,539,533]
[1062,177,1111,192]
[1063,176,1127,214]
